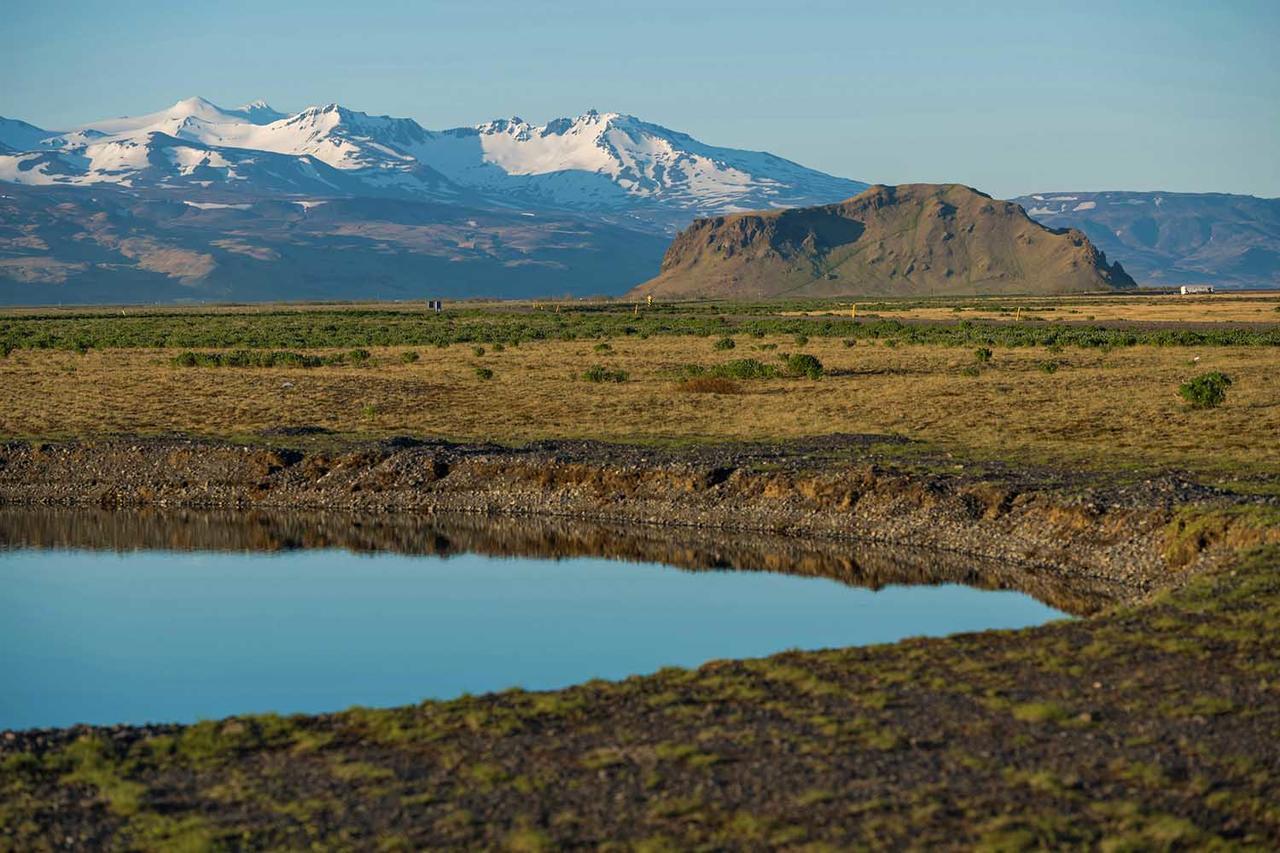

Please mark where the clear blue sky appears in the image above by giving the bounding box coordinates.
[3,0,1277,199]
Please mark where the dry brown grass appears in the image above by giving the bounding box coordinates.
[2,336,1277,475]
[676,377,743,395]
[789,291,1280,325]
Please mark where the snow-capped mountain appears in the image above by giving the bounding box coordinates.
[0,96,872,303]
[413,110,868,225]
[0,97,867,227]
[0,97,458,200]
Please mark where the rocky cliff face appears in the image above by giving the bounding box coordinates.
[632,184,1136,299]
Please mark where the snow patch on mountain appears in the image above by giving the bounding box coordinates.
[234,100,286,124]
[0,97,868,227]
[413,110,867,221]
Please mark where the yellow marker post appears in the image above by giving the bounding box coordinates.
[646,295,653,307]
[850,303,857,319]
[1015,308,1021,322]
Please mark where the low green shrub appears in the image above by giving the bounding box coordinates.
[583,365,628,383]
[1038,360,1060,374]
[714,358,776,380]
[8,306,1280,355]
[713,337,736,351]
[793,334,810,347]
[975,347,993,363]
[475,367,494,380]
[1178,371,1232,409]
[471,345,486,357]
[674,358,778,381]
[172,350,334,368]
[785,353,824,379]
[400,350,420,364]
[593,342,613,353]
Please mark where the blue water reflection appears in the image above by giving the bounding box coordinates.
[0,548,1063,729]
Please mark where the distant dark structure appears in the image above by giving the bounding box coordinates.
[428,300,443,313]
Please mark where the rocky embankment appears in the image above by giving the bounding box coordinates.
[0,434,1244,612]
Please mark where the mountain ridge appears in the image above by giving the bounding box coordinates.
[0,97,868,230]
[0,96,871,303]
[2,97,1275,302]
[1015,190,1280,288]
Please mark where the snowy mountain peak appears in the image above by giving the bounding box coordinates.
[77,96,241,136]
[408,109,867,225]
[233,99,286,124]
[170,96,223,116]
[0,97,867,230]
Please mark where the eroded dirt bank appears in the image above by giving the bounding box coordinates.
[0,435,1250,611]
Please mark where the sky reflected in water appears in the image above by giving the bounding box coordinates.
[0,548,1064,729]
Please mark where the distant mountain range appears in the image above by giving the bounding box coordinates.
[633,184,1134,299]
[0,96,1275,303]
[1012,191,1280,289]
[0,97,866,230]
[0,97,870,302]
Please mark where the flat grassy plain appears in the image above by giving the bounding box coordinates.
[786,290,1280,324]
[2,329,1277,477]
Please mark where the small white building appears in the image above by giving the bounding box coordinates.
[1180,284,1214,295]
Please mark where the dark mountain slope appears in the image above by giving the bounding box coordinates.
[0,186,667,304]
